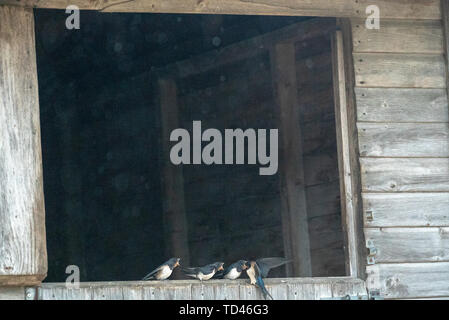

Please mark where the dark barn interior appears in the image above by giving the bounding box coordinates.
[35,10,345,282]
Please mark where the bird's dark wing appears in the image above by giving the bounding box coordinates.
[142,264,164,280]
[198,264,216,275]
[256,257,292,278]
[181,267,199,276]
[223,262,239,275]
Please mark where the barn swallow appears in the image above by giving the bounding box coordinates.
[142,257,181,280]
[182,262,224,281]
[245,257,291,300]
[221,260,248,280]
[246,260,273,300]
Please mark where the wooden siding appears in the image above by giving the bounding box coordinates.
[0,5,47,286]
[0,0,441,20]
[32,278,366,300]
[352,5,449,300]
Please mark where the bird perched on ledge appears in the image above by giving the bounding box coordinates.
[246,257,291,300]
[182,262,224,281]
[215,260,248,280]
[142,257,181,281]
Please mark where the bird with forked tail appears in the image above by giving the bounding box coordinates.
[214,260,248,280]
[245,257,291,300]
[142,257,181,281]
[182,262,225,281]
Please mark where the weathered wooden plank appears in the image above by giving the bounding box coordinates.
[272,41,311,277]
[365,228,449,263]
[214,282,240,300]
[38,286,92,300]
[92,286,124,300]
[0,5,47,286]
[35,278,366,300]
[287,282,315,300]
[358,123,449,157]
[361,158,449,192]
[356,88,449,122]
[239,283,264,300]
[331,279,367,298]
[191,283,221,300]
[122,286,144,300]
[0,287,25,300]
[158,78,190,275]
[332,27,363,278]
[352,19,444,54]
[0,0,441,19]
[363,193,449,227]
[367,262,449,299]
[442,0,449,121]
[143,284,192,300]
[354,53,446,88]
[356,0,441,20]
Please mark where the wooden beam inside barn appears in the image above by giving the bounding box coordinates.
[0,5,47,286]
[271,41,312,277]
[0,0,442,19]
[158,78,190,274]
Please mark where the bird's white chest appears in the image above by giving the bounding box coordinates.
[157,265,172,280]
[198,271,215,281]
[247,267,256,284]
[224,268,241,280]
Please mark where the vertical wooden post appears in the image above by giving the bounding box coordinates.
[333,19,366,279]
[441,0,449,110]
[0,5,47,286]
[271,42,312,277]
[158,78,190,276]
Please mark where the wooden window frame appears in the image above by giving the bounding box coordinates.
[0,0,379,299]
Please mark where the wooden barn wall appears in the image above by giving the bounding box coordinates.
[350,8,449,299]
[174,20,345,277]
[294,34,345,276]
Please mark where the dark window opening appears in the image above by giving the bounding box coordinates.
[35,10,345,282]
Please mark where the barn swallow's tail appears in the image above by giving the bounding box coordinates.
[181,267,197,277]
[256,277,273,300]
[142,273,155,281]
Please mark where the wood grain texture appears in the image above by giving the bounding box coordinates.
[354,53,446,88]
[0,287,26,300]
[0,5,47,285]
[339,18,367,280]
[365,228,449,263]
[272,41,312,277]
[442,0,449,122]
[363,193,449,227]
[358,123,449,157]
[332,29,360,278]
[352,19,444,54]
[34,278,367,300]
[0,0,441,19]
[355,88,449,122]
[361,158,449,192]
[367,262,449,299]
